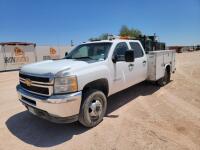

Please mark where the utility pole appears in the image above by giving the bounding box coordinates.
[70,40,74,47]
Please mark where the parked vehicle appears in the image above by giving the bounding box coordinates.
[16,37,176,127]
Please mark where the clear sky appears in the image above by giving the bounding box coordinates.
[0,0,199,46]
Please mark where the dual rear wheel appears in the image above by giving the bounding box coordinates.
[157,68,171,86]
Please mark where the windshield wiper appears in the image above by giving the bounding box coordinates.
[72,56,96,60]
[65,56,98,60]
[65,56,72,59]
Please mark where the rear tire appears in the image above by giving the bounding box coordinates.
[157,69,170,86]
[79,89,107,128]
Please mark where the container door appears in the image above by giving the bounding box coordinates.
[35,46,60,62]
[0,46,5,71]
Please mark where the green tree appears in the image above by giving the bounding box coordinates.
[119,25,130,36]
[89,33,109,41]
[119,25,142,38]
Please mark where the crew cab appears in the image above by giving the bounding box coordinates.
[16,38,176,127]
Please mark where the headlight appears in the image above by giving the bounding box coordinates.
[54,76,78,94]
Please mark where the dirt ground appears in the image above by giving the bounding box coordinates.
[0,51,200,150]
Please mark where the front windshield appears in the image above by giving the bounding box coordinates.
[65,42,112,61]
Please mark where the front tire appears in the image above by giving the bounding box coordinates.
[79,90,107,128]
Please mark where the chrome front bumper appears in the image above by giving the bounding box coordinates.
[16,85,82,122]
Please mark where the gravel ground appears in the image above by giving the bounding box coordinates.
[0,51,200,150]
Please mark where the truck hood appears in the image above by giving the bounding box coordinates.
[20,59,89,76]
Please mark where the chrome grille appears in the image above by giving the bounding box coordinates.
[19,72,50,83]
[19,72,53,96]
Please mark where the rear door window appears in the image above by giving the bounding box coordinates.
[129,42,144,58]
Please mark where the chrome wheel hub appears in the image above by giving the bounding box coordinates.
[89,99,103,118]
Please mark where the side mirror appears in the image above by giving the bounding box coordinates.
[65,52,68,56]
[125,50,134,62]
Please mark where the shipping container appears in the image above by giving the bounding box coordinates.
[0,45,5,71]
[0,42,36,71]
[35,45,72,62]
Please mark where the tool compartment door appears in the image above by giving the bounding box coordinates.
[155,52,165,80]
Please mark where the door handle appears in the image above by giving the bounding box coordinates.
[128,64,134,67]
[128,64,134,71]
[143,60,147,64]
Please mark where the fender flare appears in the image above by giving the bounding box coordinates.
[164,64,171,73]
[82,78,109,97]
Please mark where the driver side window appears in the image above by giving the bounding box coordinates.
[72,46,88,58]
[113,42,128,61]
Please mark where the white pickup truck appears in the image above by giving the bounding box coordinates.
[16,38,176,127]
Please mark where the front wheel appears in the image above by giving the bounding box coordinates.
[79,90,107,128]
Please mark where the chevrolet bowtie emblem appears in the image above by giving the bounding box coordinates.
[25,79,32,87]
